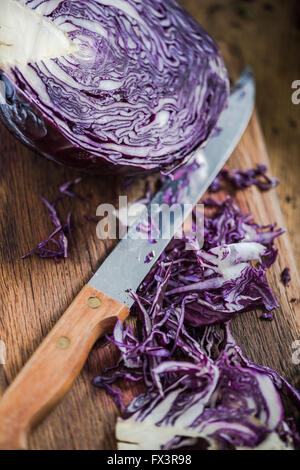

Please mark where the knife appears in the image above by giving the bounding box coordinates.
[0,69,255,449]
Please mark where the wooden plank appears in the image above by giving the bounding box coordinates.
[0,0,299,451]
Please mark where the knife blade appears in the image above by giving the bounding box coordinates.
[89,67,255,307]
[0,68,255,450]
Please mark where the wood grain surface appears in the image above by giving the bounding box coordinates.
[0,286,129,450]
[0,0,299,450]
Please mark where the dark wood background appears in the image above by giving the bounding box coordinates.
[0,0,299,449]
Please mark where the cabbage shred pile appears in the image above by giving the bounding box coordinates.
[20,164,299,449]
[94,197,300,450]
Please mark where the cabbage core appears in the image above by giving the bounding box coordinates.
[0,0,75,67]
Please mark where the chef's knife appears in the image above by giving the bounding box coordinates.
[0,69,255,449]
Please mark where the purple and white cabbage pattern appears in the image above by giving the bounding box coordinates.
[0,0,229,173]
[93,198,299,450]
[116,351,290,450]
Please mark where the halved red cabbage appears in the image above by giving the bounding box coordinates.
[0,0,229,174]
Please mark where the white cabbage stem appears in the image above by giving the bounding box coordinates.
[0,0,75,67]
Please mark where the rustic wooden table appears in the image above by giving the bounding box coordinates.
[0,0,299,450]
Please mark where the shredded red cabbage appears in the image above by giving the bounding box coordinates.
[209,165,279,192]
[93,196,299,450]
[281,267,291,286]
[20,165,298,449]
[145,251,155,264]
[22,177,84,261]
[260,312,274,321]
[22,197,71,262]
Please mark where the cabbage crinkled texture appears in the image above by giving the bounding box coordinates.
[0,0,229,174]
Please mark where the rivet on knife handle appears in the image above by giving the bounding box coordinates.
[0,285,129,450]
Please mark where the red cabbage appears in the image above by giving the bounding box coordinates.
[22,196,71,261]
[260,312,274,321]
[93,196,299,450]
[281,267,291,286]
[145,251,155,264]
[116,350,291,450]
[97,306,299,449]
[209,165,279,192]
[0,0,229,174]
[22,177,84,261]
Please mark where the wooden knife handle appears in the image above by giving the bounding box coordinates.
[0,285,129,450]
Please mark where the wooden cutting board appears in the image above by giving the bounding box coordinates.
[0,108,299,449]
